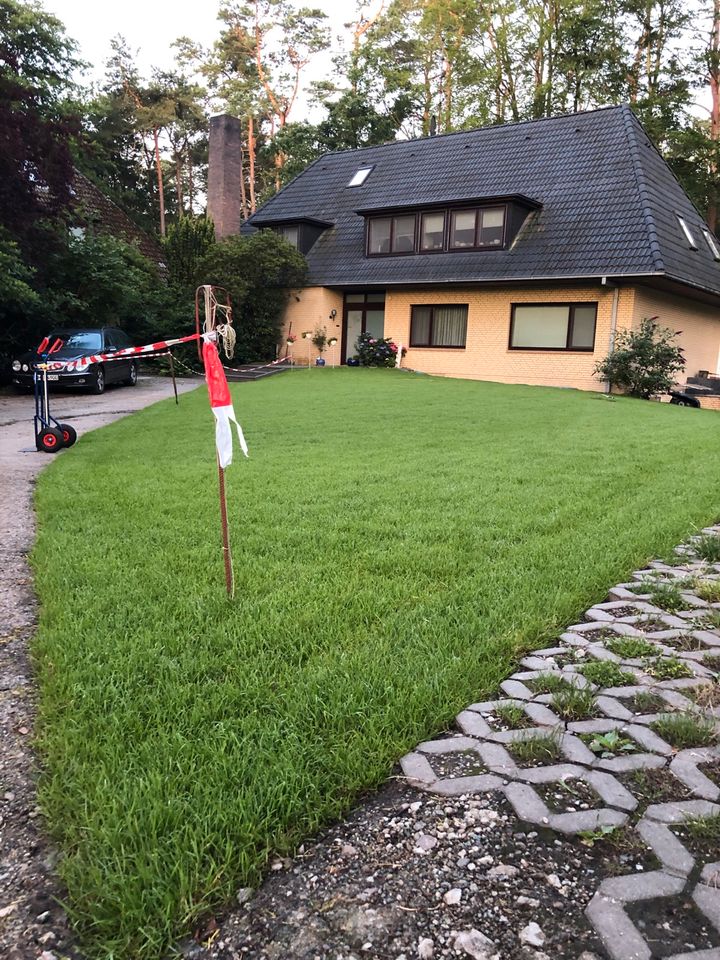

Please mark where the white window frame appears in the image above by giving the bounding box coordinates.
[702,228,720,261]
[677,215,698,250]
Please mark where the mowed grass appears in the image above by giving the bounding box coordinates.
[32,369,720,957]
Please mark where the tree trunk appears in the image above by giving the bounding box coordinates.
[709,0,720,230]
[248,115,257,214]
[175,152,184,214]
[153,126,166,236]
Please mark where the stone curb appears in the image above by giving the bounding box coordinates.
[670,747,720,802]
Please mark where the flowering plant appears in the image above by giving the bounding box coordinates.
[354,332,399,368]
[286,334,297,344]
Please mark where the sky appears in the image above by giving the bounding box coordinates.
[43,0,357,96]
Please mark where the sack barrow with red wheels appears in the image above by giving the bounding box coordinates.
[33,364,77,453]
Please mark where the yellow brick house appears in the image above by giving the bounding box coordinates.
[210,106,720,394]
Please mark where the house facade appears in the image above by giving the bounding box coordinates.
[209,107,720,391]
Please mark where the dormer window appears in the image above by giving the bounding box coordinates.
[367,204,508,256]
[348,166,373,187]
[703,228,720,262]
[277,224,299,247]
[677,215,698,250]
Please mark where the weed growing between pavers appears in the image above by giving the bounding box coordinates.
[622,768,695,806]
[700,760,720,788]
[494,704,532,729]
[577,660,635,688]
[694,579,720,603]
[581,731,637,758]
[685,682,720,711]
[509,733,563,766]
[695,534,720,563]
[630,691,669,713]
[675,814,720,855]
[606,637,659,659]
[643,656,694,680]
[651,713,718,749]
[664,633,709,653]
[644,580,688,612]
[580,825,661,876]
[552,687,598,721]
[31,370,720,959]
[529,672,575,694]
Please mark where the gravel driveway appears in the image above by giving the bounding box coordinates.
[0,377,199,959]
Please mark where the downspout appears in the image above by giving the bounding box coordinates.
[602,277,620,394]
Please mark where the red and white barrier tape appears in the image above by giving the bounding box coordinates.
[44,332,202,372]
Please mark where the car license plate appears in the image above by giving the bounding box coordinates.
[48,375,59,381]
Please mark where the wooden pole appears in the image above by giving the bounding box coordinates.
[217,456,234,598]
[169,352,178,404]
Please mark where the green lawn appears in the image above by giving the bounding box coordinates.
[32,369,720,958]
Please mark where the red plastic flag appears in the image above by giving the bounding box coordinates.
[202,338,248,467]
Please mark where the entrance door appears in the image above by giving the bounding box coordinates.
[343,292,386,362]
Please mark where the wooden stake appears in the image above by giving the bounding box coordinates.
[169,352,178,404]
[217,456,234,598]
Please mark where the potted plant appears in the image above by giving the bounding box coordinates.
[312,327,328,366]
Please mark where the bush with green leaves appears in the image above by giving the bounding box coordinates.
[594,317,685,398]
[162,215,216,297]
[354,332,399,367]
[197,230,307,362]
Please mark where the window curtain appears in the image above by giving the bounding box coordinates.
[433,306,467,346]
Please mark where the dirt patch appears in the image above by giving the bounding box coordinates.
[625,895,720,956]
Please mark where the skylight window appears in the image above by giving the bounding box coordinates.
[677,215,698,250]
[347,166,373,187]
[703,228,720,262]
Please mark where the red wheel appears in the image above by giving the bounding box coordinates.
[38,427,64,453]
[58,423,77,447]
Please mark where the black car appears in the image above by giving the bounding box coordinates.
[12,327,138,394]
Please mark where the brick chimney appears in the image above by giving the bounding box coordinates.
[207,114,242,239]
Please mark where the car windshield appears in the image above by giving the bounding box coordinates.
[44,331,102,354]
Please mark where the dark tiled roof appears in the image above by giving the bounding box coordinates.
[247,105,720,298]
[71,172,165,267]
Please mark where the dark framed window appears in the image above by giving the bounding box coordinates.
[420,211,446,251]
[449,206,505,249]
[410,304,468,348]
[277,224,299,247]
[368,214,417,255]
[509,303,597,351]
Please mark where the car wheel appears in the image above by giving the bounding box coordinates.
[90,365,105,394]
[58,423,77,447]
[37,427,64,453]
[125,361,138,386]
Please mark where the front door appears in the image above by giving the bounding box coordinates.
[342,292,386,362]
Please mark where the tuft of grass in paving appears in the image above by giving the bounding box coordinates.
[606,637,659,659]
[695,535,720,563]
[651,712,718,748]
[529,672,574,693]
[695,580,720,603]
[494,703,528,728]
[553,686,598,720]
[577,660,635,688]
[684,813,720,843]
[30,370,720,959]
[644,580,687,613]
[632,691,668,713]
[643,656,694,680]
[510,732,562,764]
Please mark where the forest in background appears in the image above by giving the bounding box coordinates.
[2,0,720,363]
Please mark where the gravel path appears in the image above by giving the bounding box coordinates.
[0,378,199,959]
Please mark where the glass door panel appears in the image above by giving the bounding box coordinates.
[345,309,363,360]
[365,310,385,340]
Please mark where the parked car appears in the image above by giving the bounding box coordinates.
[12,327,138,394]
